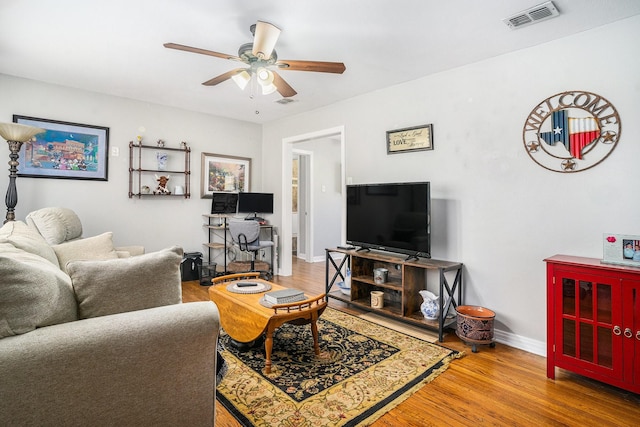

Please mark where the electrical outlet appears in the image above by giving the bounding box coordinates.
[111,147,119,157]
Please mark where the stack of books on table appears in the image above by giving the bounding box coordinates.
[264,289,305,304]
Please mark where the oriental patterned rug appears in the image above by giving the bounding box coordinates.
[216,308,462,426]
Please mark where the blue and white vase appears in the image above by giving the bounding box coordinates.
[419,290,439,320]
[156,152,168,170]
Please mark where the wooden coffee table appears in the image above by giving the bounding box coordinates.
[208,273,327,374]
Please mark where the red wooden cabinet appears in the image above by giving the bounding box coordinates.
[546,255,640,393]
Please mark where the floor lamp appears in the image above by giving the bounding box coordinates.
[0,122,44,224]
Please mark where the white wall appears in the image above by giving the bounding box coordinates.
[0,75,262,255]
[2,16,638,354]
[261,16,640,354]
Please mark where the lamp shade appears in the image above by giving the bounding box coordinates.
[252,21,281,59]
[231,70,252,90]
[256,68,274,86]
[261,83,277,95]
[0,122,44,142]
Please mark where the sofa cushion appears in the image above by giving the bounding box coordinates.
[52,232,119,274]
[0,243,78,338]
[0,220,59,267]
[26,207,83,245]
[67,246,183,319]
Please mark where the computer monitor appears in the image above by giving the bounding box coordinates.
[210,192,238,214]
[237,192,273,220]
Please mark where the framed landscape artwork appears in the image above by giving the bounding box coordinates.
[201,152,251,198]
[14,115,109,181]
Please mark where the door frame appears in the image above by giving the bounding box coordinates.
[279,126,346,276]
[292,149,313,262]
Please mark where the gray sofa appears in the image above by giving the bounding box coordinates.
[0,215,220,426]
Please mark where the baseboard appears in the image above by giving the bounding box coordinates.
[493,328,546,356]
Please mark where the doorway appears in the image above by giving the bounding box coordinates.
[280,126,346,276]
[292,149,312,262]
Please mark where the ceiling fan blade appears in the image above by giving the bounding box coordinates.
[271,71,297,98]
[202,69,245,86]
[252,21,281,59]
[276,59,346,74]
[164,42,242,62]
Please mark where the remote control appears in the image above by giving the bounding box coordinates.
[236,282,258,287]
[337,245,356,250]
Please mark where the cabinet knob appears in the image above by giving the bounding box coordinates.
[636,330,640,341]
[624,328,633,339]
[613,326,622,336]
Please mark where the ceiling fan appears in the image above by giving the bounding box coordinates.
[164,21,346,98]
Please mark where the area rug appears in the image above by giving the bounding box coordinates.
[216,307,462,426]
[358,312,441,342]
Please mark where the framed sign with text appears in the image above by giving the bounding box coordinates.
[386,124,433,154]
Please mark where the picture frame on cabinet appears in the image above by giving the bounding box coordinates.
[200,152,250,198]
[602,233,640,267]
[14,115,109,181]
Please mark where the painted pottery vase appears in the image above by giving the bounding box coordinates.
[419,290,439,320]
[455,305,496,343]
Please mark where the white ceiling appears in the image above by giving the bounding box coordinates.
[1,0,639,124]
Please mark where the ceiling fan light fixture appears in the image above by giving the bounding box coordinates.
[231,69,251,90]
[256,67,274,86]
[252,21,281,59]
[261,83,277,95]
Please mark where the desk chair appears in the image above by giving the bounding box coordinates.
[228,220,274,280]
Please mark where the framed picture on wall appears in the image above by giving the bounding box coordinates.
[386,124,433,154]
[200,152,251,198]
[13,115,109,181]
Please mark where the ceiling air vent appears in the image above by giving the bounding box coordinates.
[275,98,296,105]
[503,1,560,29]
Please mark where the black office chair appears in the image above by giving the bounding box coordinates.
[228,220,274,280]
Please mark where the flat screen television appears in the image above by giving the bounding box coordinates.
[346,182,431,258]
[211,192,238,214]
[237,192,274,219]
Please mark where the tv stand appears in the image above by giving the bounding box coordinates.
[325,248,463,341]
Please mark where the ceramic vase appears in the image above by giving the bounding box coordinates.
[419,290,439,320]
[156,152,168,170]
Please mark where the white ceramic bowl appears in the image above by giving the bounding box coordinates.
[337,281,351,295]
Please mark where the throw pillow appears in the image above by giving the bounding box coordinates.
[0,220,59,267]
[67,246,183,319]
[52,232,119,274]
[0,243,77,338]
[25,207,83,245]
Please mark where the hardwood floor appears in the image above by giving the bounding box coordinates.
[182,258,640,427]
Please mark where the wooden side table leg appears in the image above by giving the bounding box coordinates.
[264,325,276,374]
[311,317,320,355]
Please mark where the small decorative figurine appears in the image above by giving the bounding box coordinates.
[153,174,172,195]
[136,135,143,144]
[156,139,165,148]
[180,141,188,149]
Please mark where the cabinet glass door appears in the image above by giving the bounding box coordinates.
[557,272,622,379]
[623,280,640,386]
